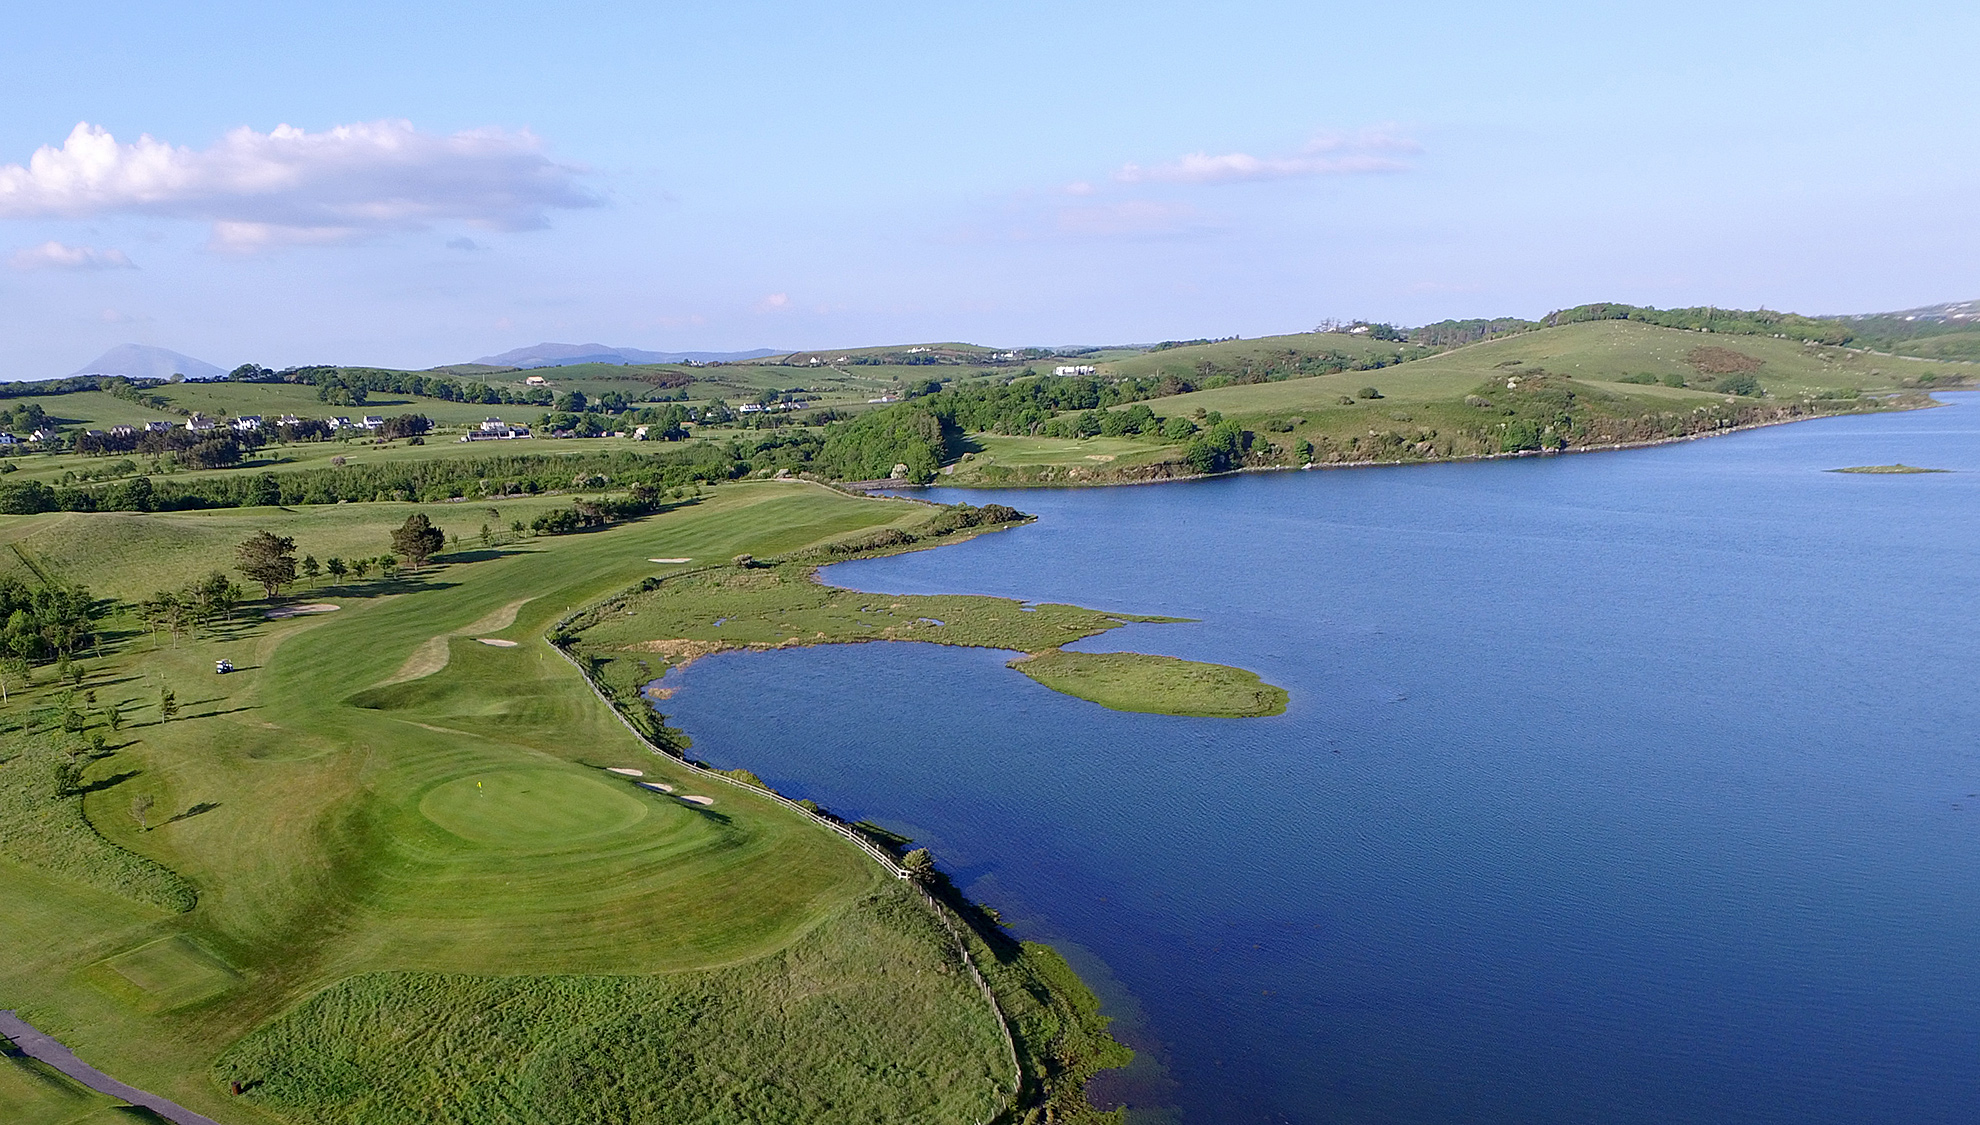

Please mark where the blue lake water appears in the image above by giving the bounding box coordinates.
[660,398,1980,1124]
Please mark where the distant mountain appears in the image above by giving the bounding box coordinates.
[1844,300,1980,324]
[70,343,225,381]
[473,343,783,368]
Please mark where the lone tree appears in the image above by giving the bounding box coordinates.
[391,513,446,571]
[236,531,298,599]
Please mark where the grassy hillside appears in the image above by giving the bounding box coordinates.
[941,321,1962,484]
[0,482,1120,1124]
[1096,329,1439,382]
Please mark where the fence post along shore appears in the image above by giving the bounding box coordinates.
[548,607,1027,1121]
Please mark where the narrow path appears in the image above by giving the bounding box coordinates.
[0,1010,223,1125]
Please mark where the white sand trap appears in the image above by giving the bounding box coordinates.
[678,794,714,806]
[477,638,519,647]
[649,557,692,564]
[265,603,340,619]
[639,781,676,793]
[607,767,644,777]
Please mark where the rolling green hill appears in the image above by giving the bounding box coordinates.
[938,320,1964,485]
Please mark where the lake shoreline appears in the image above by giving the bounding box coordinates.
[858,395,1946,491]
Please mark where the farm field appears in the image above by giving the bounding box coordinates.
[0,481,1121,1124]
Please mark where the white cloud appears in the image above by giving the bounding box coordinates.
[756,292,791,312]
[9,239,136,270]
[1116,130,1419,184]
[0,120,597,248]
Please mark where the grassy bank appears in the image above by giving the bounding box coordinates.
[566,559,1284,722]
[0,480,1129,1124]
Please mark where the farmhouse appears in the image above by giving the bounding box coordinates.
[461,418,531,441]
[1054,365,1097,376]
[109,425,135,438]
[524,375,549,386]
[143,420,173,433]
[186,414,217,433]
[361,416,385,429]
[233,415,262,432]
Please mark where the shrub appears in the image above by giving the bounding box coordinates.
[1355,387,1383,399]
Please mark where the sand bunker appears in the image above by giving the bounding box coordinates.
[477,638,519,647]
[639,781,676,793]
[265,603,340,619]
[648,557,692,563]
[678,794,714,806]
[606,767,644,777]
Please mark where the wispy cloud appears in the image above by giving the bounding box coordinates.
[0,120,598,249]
[1116,130,1419,185]
[755,292,791,313]
[9,239,136,270]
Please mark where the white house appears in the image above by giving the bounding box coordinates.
[461,418,530,441]
[524,375,549,386]
[361,416,385,429]
[186,414,217,433]
[30,428,56,443]
[631,425,649,440]
[331,416,353,430]
[1054,365,1097,376]
[738,402,765,414]
[109,425,135,438]
[233,415,263,432]
[278,414,301,426]
[143,420,173,433]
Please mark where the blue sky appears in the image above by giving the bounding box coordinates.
[3,0,1977,375]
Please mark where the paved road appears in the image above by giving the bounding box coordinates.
[0,1010,223,1125]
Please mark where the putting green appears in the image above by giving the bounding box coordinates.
[419,769,649,847]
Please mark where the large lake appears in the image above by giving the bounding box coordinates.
[660,398,1980,1124]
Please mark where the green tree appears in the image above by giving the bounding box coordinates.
[902,848,935,882]
[352,558,372,580]
[236,531,298,599]
[325,557,347,583]
[301,555,321,584]
[190,571,242,624]
[104,700,122,731]
[391,513,446,570]
[159,686,178,722]
[130,793,154,831]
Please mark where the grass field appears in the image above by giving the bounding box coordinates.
[1013,651,1288,718]
[928,321,1968,485]
[0,481,1124,1124]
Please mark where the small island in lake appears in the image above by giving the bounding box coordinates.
[1829,464,1949,473]
[1012,649,1289,718]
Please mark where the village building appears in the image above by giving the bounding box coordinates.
[143,420,173,432]
[109,425,135,438]
[1054,364,1097,376]
[361,416,385,429]
[186,414,217,433]
[233,415,262,432]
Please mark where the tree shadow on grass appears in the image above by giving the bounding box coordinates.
[80,769,141,793]
[165,801,219,824]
